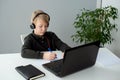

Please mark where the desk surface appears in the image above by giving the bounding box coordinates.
[0,48,120,80]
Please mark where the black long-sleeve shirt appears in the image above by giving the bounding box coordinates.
[21,31,71,59]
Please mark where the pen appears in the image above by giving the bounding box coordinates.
[48,48,52,52]
[48,48,57,60]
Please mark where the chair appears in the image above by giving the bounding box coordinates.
[20,34,28,44]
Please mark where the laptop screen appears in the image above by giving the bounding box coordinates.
[61,41,100,76]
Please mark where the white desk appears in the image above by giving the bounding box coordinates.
[0,48,120,80]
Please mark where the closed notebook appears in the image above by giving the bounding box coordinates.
[15,64,45,80]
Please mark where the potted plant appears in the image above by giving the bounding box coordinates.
[71,6,118,46]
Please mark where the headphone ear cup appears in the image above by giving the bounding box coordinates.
[30,23,35,29]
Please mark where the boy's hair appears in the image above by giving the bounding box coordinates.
[31,10,50,25]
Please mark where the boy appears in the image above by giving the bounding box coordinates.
[21,10,70,60]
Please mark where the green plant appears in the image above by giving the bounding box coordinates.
[71,6,118,46]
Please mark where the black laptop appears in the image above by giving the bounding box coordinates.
[42,41,100,77]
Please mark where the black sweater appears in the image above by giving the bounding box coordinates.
[21,31,71,59]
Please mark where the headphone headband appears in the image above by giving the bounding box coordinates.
[30,12,50,29]
[33,13,50,22]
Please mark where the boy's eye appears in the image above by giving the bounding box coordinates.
[39,26,48,28]
[39,26,42,28]
[44,26,48,28]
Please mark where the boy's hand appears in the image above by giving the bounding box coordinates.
[43,52,57,60]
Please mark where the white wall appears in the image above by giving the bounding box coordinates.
[0,0,97,53]
[97,0,120,57]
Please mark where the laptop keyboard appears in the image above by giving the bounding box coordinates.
[45,59,63,73]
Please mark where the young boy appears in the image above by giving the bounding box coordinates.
[21,10,70,60]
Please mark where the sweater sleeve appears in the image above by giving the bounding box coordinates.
[52,32,71,52]
[21,36,43,59]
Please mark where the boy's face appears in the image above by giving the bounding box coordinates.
[34,19,48,36]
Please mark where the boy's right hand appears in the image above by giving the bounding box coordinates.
[43,52,57,60]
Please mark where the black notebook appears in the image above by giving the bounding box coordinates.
[15,64,45,80]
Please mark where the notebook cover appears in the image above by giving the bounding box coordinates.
[15,64,45,80]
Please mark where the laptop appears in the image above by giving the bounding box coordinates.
[42,41,100,77]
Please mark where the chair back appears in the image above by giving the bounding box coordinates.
[20,34,28,44]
